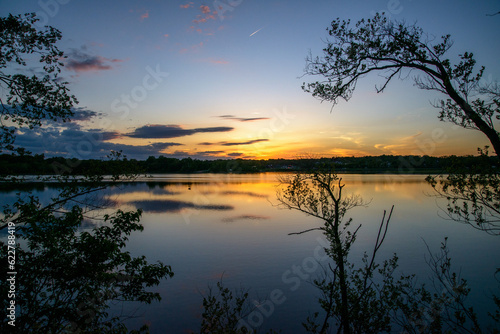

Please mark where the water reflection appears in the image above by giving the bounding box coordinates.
[130,199,234,213]
[1,173,497,333]
[221,214,271,223]
[219,190,269,198]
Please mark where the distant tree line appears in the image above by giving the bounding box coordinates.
[0,153,498,176]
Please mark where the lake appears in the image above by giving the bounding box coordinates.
[2,173,499,332]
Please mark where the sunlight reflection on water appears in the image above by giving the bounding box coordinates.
[1,173,498,333]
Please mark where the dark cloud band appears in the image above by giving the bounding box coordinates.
[218,115,270,122]
[199,139,269,146]
[126,124,234,139]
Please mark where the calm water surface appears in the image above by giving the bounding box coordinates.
[2,173,499,332]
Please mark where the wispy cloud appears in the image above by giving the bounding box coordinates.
[69,107,105,122]
[140,10,149,20]
[126,124,234,139]
[196,58,229,64]
[218,115,270,122]
[180,2,193,9]
[374,132,424,154]
[66,49,124,73]
[192,5,217,25]
[199,139,269,146]
[179,41,204,54]
[196,150,226,157]
[209,58,229,64]
[221,139,268,146]
[200,5,211,14]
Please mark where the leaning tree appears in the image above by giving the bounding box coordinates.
[302,12,499,158]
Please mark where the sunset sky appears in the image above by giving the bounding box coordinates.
[1,0,499,160]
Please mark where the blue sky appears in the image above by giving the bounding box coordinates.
[1,0,499,159]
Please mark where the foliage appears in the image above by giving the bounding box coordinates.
[302,252,416,334]
[302,12,500,158]
[3,154,497,176]
[0,150,172,333]
[276,168,498,333]
[0,13,173,333]
[200,279,252,334]
[277,168,405,333]
[394,238,500,334]
[0,13,77,151]
[197,169,499,333]
[200,278,282,334]
[0,207,173,333]
[426,148,500,235]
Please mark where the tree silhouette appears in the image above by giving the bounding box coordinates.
[427,148,500,235]
[0,13,173,333]
[276,168,402,333]
[276,167,498,333]
[1,208,173,333]
[0,13,77,152]
[302,12,500,158]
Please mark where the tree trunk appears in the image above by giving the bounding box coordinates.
[334,202,351,334]
[442,78,500,159]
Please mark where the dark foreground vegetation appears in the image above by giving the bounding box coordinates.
[1,153,499,175]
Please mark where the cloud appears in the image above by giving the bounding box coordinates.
[15,128,183,158]
[158,150,244,160]
[140,10,149,20]
[198,150,225,155]
[126,124,234,139]
[10,109,266,160]
[21,107,107,129]
[199,139,269,146]
[180,2,193,9]
[168,150,193,158]
[201,58,229,65]
[66,49,124,73]
[67,56,113,72]
[193,17,208,24]
[148,142,184,150]
[192,5,217,25]
[184,151,228,159]
[200,5,211,14]
[211,59,228,64]
[373,132,424,154]
[11,118,184,159]
[221,139,268,146]
[218,115,270,122]
[179,41,204,54]
[65,107,105,122]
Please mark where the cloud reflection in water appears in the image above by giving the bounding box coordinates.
[130,199,234,213]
